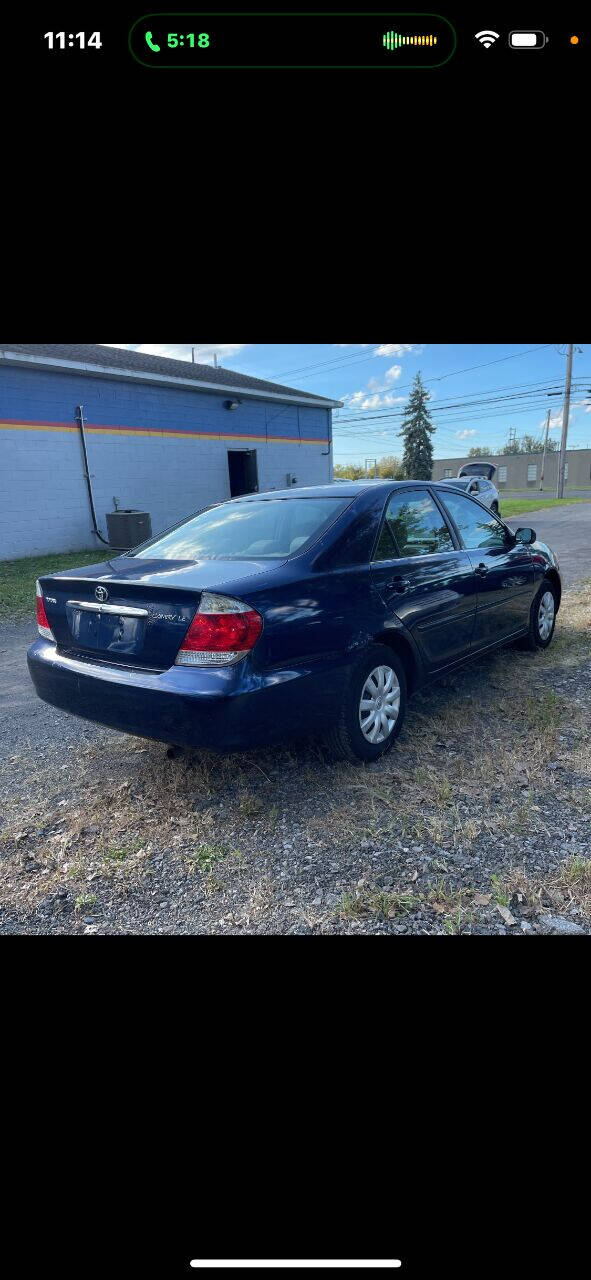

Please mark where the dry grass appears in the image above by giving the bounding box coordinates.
[503,857,591,919]
[1,582,590,931]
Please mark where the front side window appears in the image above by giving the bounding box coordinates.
[439,491,507,551]
[132,497,350,561]
[374,491,454,561]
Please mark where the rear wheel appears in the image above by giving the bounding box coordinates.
[325,645,407,762]
[521,578,557,651]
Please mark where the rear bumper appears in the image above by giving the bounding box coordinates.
[27,640,350,751]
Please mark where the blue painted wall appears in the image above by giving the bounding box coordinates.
[0,366,333,558]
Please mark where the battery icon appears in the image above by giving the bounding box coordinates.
[509,31,547,47]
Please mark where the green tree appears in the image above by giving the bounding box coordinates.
[398,372,435,479]
[333,462,365,479]
[501,432,559,456]
[468,446,494,458]
[377,454,404,478]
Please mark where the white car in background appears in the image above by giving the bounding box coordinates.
[436,463,500,515]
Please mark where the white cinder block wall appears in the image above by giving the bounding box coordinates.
[0,362,334,559]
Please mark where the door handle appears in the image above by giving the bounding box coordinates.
[474,564,489,577]
[386,576,411,592]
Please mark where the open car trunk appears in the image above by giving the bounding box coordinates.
[457,463,497,480]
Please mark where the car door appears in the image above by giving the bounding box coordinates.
[436,489,534,647]
[370,488,478,673]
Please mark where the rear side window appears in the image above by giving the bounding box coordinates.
[373,491,454,560]
[438,491,506,550]
[132,497,350,561]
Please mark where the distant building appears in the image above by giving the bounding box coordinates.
[0,344,342,559]
[432,448,591,491]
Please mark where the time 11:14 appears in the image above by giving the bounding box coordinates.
[44,32,102,48]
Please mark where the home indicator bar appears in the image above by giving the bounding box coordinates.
[189,1264,403,1271]
[129,13,457,68]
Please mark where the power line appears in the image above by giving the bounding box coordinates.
[277,343,556,386]
[274,343,386,379]
[333,386,588,432]
[333,400,578,446]
[336,376,589,422]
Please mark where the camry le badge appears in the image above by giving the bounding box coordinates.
[95,586,109,602]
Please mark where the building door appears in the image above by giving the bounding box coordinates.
[228,449,258,497]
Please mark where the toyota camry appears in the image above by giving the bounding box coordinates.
[27,482,561,762]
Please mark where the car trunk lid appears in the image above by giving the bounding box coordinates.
[39,556,274,671]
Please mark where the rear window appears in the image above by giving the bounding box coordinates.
[132,497,350,561]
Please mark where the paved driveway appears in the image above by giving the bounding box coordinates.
[504,500,591,587]
[1,502,590,767]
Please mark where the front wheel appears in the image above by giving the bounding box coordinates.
[521,579,557,651]
[325,645,407,762]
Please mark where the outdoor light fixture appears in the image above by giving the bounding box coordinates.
[224,399,240,411]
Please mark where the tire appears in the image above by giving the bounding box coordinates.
[325,644,407,763]
[521,578,558,651]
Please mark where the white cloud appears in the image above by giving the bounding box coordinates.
[344,390,406,411]
[342,362,407,411]
[102,343,249,366]
[332,343,422,356]
[455,429,478,439]
[374,344,421,357]
[539,411,565,431]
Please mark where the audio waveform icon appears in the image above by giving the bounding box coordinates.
[382,32,438,50]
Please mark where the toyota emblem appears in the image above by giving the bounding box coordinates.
[95,586,109,602]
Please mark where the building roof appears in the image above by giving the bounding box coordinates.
[0,344,342,409]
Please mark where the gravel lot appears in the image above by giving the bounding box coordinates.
[1,503,590,936]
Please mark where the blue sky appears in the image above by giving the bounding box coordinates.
[104,344,591,462]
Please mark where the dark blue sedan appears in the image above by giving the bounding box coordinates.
[27,482,562,761]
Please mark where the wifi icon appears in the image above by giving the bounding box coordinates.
[475,29,500,47]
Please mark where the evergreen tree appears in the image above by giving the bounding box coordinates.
[398,372,435,479]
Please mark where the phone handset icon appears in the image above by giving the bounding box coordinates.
[144,31,160,52]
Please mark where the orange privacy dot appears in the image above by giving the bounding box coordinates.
[570,35,579,44]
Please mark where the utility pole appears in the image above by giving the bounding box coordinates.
[213,353,218,368]
[557,343,574,499]
[540,408,551,491]
[191,348,195,363]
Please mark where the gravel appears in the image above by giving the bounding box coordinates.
[2,571,591,935]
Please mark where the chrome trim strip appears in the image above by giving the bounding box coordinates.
[66,600,149,618]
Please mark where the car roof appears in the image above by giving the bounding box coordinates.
[231,480,436,501]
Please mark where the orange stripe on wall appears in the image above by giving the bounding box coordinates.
[0,421,329,446]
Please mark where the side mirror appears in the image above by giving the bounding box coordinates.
[515,527,536,545]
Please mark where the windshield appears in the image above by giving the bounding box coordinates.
[132,497,351,561]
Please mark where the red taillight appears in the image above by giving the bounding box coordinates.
[175,591,262,667]
[36,580,55,641]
